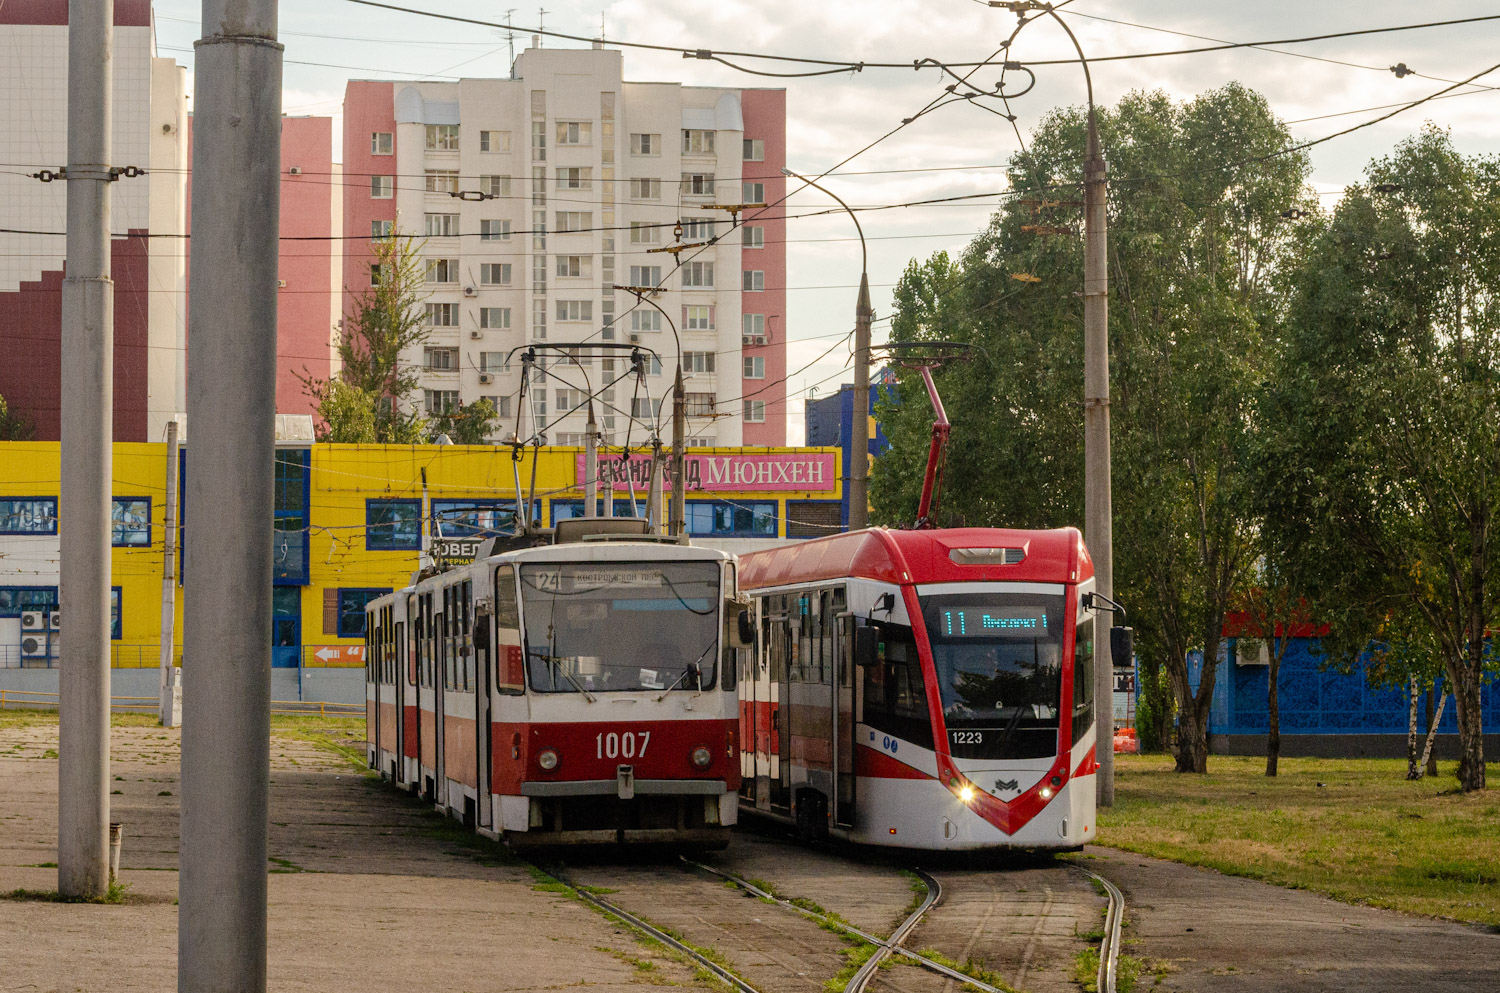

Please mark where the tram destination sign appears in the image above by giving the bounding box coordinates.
[575,452,838,493]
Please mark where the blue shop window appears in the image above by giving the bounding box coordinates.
[367,499,421,550]
[0,587,58,616]
[111,497,152,547]
[111,587,121,640]
[337,588,390,639]
[549,499,644,523]
[432,499,515,538]
[684,500,777,537]
[272,450,310,584]
[0,497,57,535]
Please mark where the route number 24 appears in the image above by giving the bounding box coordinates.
[596,731,650,759]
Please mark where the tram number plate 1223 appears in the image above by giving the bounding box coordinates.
[950,730,984,745]
[596,731,650,759]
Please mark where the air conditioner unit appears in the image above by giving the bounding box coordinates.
[742,334,767,347]
[48,611,60,631]
[478,373,493,384]
[463,286,477,297]
[628,333,641,343]
[288,166,302,176]
[20,611,44,632]
[469,330,483,339]
[20,635,45,659]
[1236,638,1270,666]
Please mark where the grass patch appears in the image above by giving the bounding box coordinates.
[269,715,370,774]
[912,947,1016,993]
[40,748,58,759]
[2,880,132,904]
[1104,754,1500,925]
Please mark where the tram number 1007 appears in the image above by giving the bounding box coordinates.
[596,731,651,759]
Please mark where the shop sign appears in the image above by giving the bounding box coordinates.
[575,452,837,493]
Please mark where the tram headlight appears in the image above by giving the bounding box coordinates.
[959,785,975,803]
[691,745,713,769]
[537,748,559,771]
[1039,787,1053,800]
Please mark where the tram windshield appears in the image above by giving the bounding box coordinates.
[920,591,1065,760]
[518,560,721,694]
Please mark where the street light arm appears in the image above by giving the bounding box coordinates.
[781,166,867,279]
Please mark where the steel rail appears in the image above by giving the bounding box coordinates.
[681,858,1006,993]
[549,867,763,993]
[1081,868,1125,993]
[844,867,940,993]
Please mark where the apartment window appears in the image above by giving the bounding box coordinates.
[532,298,548,338]
[371,219,393,238]
[742,225,765,248]
[554,388,584,413]
[480,351,510,372]
[425,124,460,150]
[682,217,716,240]
[684,393,716,416]
[480,130,511,153]
[631,397,664,419]
[424,390,460,415]
[555,121,592,146]
[556,300,592,322]
[684,500,777,537]
[425,213,459,237]
[742,181,765,203]
[369,263,382,286]
[743,400,766,423]
[555,211,592,232]
[480,175,511,198]
[684,305,714,331]
[743,313,766,336]
[556,255,591,278]
[683,351,715,373]
[630,133,659,155]
[366,498,420,550]
[743,355,765,379]
[480,307,511,330]
[111,497,151,547]
[629,222,660,245]
[432,499,515,538]
[486,396,512,418]
[743,138,764,161]
[370,175,393,199]
[682,262,714,288]
[424,347,457,371]
[555,167,592,190]
[425,302,458,327]
[682,129,716,155]
[425,258,459,283]
[480,263,512,286]
[681,172,715,197]
[686,437,715,448]
[480,219,511,241]
[630,310,662,332]
[628,265,662,288]
[531,121,547,162]
[425,170,459,194]
[629,178,661,200]
[371,132,393,155]
[559,347,591,368]
[743,270,765,291]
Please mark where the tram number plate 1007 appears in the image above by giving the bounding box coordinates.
[596,731,651,759]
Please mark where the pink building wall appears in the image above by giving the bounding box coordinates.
[187,114,336,417]
[340,81,396,323]
[740,89,787,446]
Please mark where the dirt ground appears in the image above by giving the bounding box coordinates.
[0,717,711,993]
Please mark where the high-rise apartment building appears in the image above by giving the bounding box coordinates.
[342,45,788,446]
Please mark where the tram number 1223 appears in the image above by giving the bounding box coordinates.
[950,730,984,745]
[596,731,651,759]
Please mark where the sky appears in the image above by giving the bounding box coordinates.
[153,1,1500,443]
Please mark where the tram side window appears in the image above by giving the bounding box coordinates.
[1072,616,1095,744]
[461,580,473,692]
[494,565,524,694]
[861,622,934,749]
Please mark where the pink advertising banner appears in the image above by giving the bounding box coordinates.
[575,452,838,493]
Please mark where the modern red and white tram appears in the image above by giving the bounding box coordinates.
[366,519,746,847]
[737,525,1118,850]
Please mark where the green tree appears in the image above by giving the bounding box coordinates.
[0,393,34,441]
[303,235,430,443]
[1260,126,1500,791]
[426,398,499,445]
[873,84,1312,772]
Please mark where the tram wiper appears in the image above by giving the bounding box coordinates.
[654,641,717,702]
[531,651,597,703]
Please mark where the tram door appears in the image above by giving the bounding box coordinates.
[393,616,406,785]
[833,592,856,828]
[474,600,493,831]
[769,596,791,812]
[434,606,447,808]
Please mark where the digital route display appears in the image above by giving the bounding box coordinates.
[937,606,1049,637]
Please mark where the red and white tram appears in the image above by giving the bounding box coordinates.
[737,526,1110,850]
[366,519,745,847]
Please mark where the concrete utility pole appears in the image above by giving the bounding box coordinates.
[1083,113,1115,807]
[179,1,282,989]
[58,0,116,902]
[669,367,686,537]
[159,419,180,727]
[645,444,661,532]
[583,403,598,517]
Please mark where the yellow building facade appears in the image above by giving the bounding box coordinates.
[0,443,842,669]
